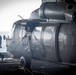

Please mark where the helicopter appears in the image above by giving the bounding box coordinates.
[6,0,76,74]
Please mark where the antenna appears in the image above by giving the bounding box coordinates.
[18,15,24,20]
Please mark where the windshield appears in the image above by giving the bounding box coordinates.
[8,24,16,39]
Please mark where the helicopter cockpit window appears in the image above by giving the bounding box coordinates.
[43,26,55,46]
[19,26,27,41]
[8,24,16,39]
[19,26,28,47]
[32,27,42,44]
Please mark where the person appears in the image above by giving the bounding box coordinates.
[3,35,6,40]
[0,53,4,60]
[0,35,2,48]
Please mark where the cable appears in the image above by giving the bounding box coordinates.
[24,67,34,75]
